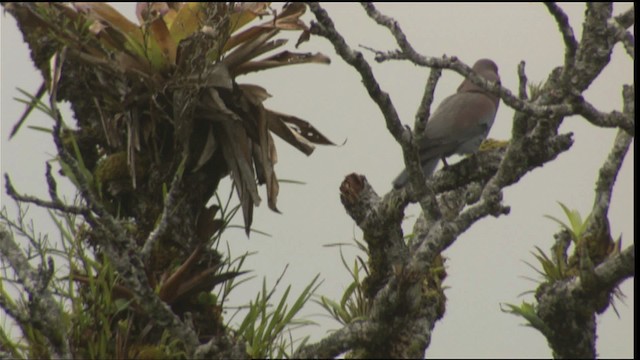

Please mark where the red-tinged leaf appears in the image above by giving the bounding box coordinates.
[74,2,141,39]
[158,244,205,304]
[74,3,147,61]
[148,15,177,67]
[114,51,153,75]
[223,3,306,54]
[196,204,222,241]
[174,269,246,303]
[228,2,271,34]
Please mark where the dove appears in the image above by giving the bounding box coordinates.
[393,59,500,188]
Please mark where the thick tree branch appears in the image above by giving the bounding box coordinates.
[339,174,408,298]
[536,244,634,358]
[590,244,635,289]
[307,2,634,358]
[308,3,632,357]
[296,320,380,359]
[588,128,633,229]
[193,334,247,359]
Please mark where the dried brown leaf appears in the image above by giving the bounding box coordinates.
[232,50,330,76]
[265,109,335,156]
[273,3,308,31]
[192,126,218,173]
[239,84,272,103]
[266,111,315,155]
[222,29,280,69]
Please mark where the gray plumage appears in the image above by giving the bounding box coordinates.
[393,59,500,189]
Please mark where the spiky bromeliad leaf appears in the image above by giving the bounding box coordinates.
[544,201,591,244]
[501,302,551,336]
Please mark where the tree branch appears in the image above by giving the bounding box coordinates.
[0,225,71,359]
[141,171,184,262]
[308,2,436,217]
[574,96,634,134]
[295,320,380,359]
[544,3,578,80]
[4,173,88,216]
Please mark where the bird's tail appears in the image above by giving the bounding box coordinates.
[392,158,439,189]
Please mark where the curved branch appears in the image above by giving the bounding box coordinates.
[4,173,88,216]
[589,244,635,290]
[544,3,578,71]
[295,320,380,359]
[575,97,634,134]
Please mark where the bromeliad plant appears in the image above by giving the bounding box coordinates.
[4,2,332,358]
[503,202,624,338]
[7,2,332,233]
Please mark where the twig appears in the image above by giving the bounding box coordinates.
[4,174,88,216]
[575,97,634,134]
[544,3,578,73]
[583,87,634,239]
[308,2,430,212]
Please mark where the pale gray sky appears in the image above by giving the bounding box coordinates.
[1,3,633,358]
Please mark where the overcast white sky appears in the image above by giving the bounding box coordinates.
[1,3,634,358]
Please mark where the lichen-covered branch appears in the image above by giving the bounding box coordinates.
[0,225,71,359]
[4,173,88,216]
[545,2,578,87]
[140,172,184,262]
[536,244,634,358]
[307,2,429,212]
[534,81,634,359]
[296,320,380,358]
